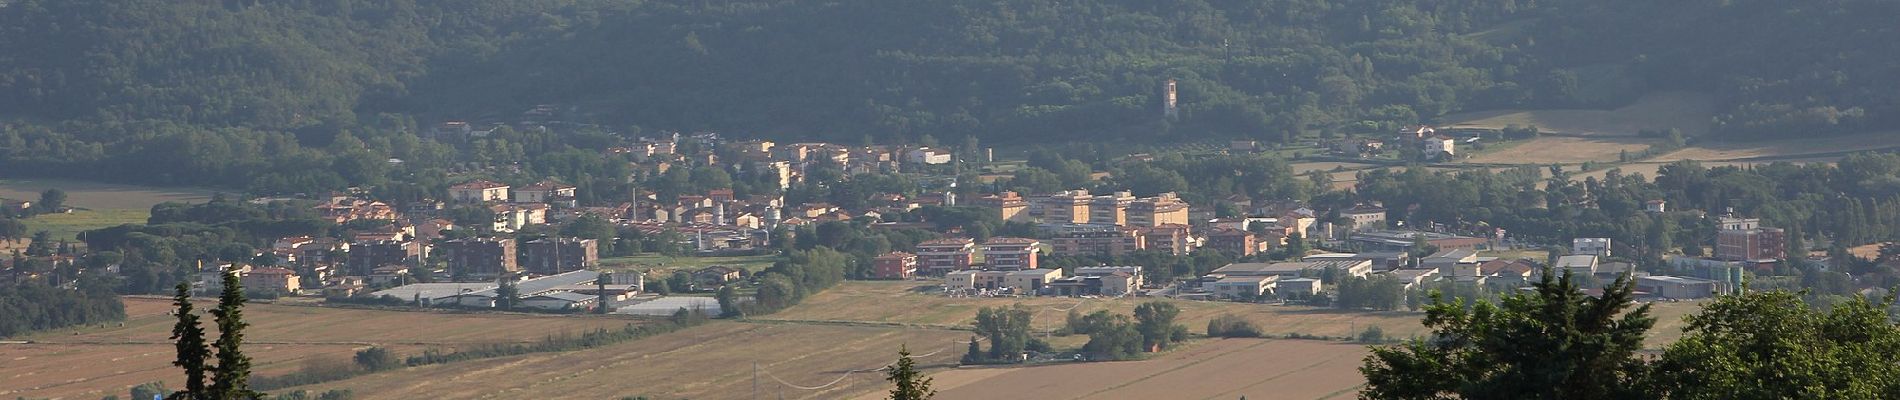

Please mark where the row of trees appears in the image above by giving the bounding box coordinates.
[1362,269,1900,398]
[1067,302,1190,361]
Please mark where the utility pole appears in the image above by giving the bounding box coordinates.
[753,361,759,400]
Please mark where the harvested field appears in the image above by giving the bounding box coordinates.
[1464,136,1660,164]
[284,322,972,400]
[1649,131,1900,162]
[764,281,1431,339]
[0,178,215,210]
[1439,91,1715,136]
[4,297,640,399]
[902,338,1372,400]
[1291,161,1380,174]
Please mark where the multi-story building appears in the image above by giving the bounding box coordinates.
[915,238,976,275]
[348,240,424,276]
[1089,191,1136,226]
[521,237,599,275]
[1127,193,1189,227]
[873,252,919,280]
[440,237,519,278]
[512,181,577,204]
[982,237,1041,271]
[242,267,301,294]
[1050,227,1143,258]
[1137,224,1192,255]
[974,191,1032,223]
[1340,204,1387,230]
[1203,227,1259,257]
[449,180,510,203]
[1716,226,1785,262]
[1040,190,1093,224]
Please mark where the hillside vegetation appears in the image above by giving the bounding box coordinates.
[0,0,1894,191]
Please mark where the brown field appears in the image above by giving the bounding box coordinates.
[1649,131,1900,162]
[1439,91,1715,136]
[888,338,1372,400]
[4,297,640,399]
[283,322,972,400]
[1464,136,1661,164]
[766,281,1434,339]
[1291,161,1381,174]
[0,178,216,210]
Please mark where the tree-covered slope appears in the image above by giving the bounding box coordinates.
[0,0,1894,190]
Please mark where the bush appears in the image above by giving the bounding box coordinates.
[1357,325,1387,343]
[1206,314,1263,338]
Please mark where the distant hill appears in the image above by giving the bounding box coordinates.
[0,0,1895,188]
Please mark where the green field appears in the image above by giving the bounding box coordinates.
[599,253,780,273]
[18,208,151,242]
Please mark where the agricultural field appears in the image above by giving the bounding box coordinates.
[1438,91,1716,137]
[283,321,972,400]
[1647,131,1900,162]
[0,178,215,210]
[3,297,640,400]
[892,338,1373,400]
[1463,136,1660,165]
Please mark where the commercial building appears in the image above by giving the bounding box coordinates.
[1636,276,1726,299]
[1349,230,1488,251]
[1205,275,1279,299]
[1211,260,1373,279]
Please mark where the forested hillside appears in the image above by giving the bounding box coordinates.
[0,0,1894,190]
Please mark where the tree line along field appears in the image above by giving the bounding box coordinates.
[763,281,1704,348]
[3,297,641,400]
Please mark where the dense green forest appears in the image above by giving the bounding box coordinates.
[0,0,1895,192]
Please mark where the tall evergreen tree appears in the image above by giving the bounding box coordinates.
[207,268,256,399]
[168,282,209,400]
[885,345,935,400]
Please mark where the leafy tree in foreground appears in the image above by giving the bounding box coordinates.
[1360,270,1653,399]
[1646,291,1900,399]
[168,282,209,400]
[885,345,935,400]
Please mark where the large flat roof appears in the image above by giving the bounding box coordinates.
[1212,260,1369,276]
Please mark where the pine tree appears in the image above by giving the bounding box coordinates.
[960,336,983,364]
[168,282,209,400]
[886,345,935,400]
[595,272,612,314]
[207,268,256,399]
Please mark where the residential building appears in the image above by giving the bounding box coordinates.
[1049,228,1142,258]
[915,238,976,275]
[1340,204,1387,230]
[513,181,577,204]
[1205,275,1278,299]
[1127,193,1189,227]
[1212,260,1373,279]
[521,237,598,275]
[440,238,518,278]
[1040,190,1093,224]
[349,240,424,276]
[1573,238,1613,257]
[1478,258,1536,284]
[694,266,742,287]
[450,180,510,203]
[982,237,1041,270]
[242,267,301,294]
[1137,225,1192,255]
[905,147,953,164]
[873,252,919,280]
[1089,191,1135,226]
[1425,135,1456,156]
[1645,199,1668,213]
[974,192,1032,223]
[1203,227,1259,256]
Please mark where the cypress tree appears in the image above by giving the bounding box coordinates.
[885,345,935,400]
[207,268,256,399]
[168,282,209,400]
